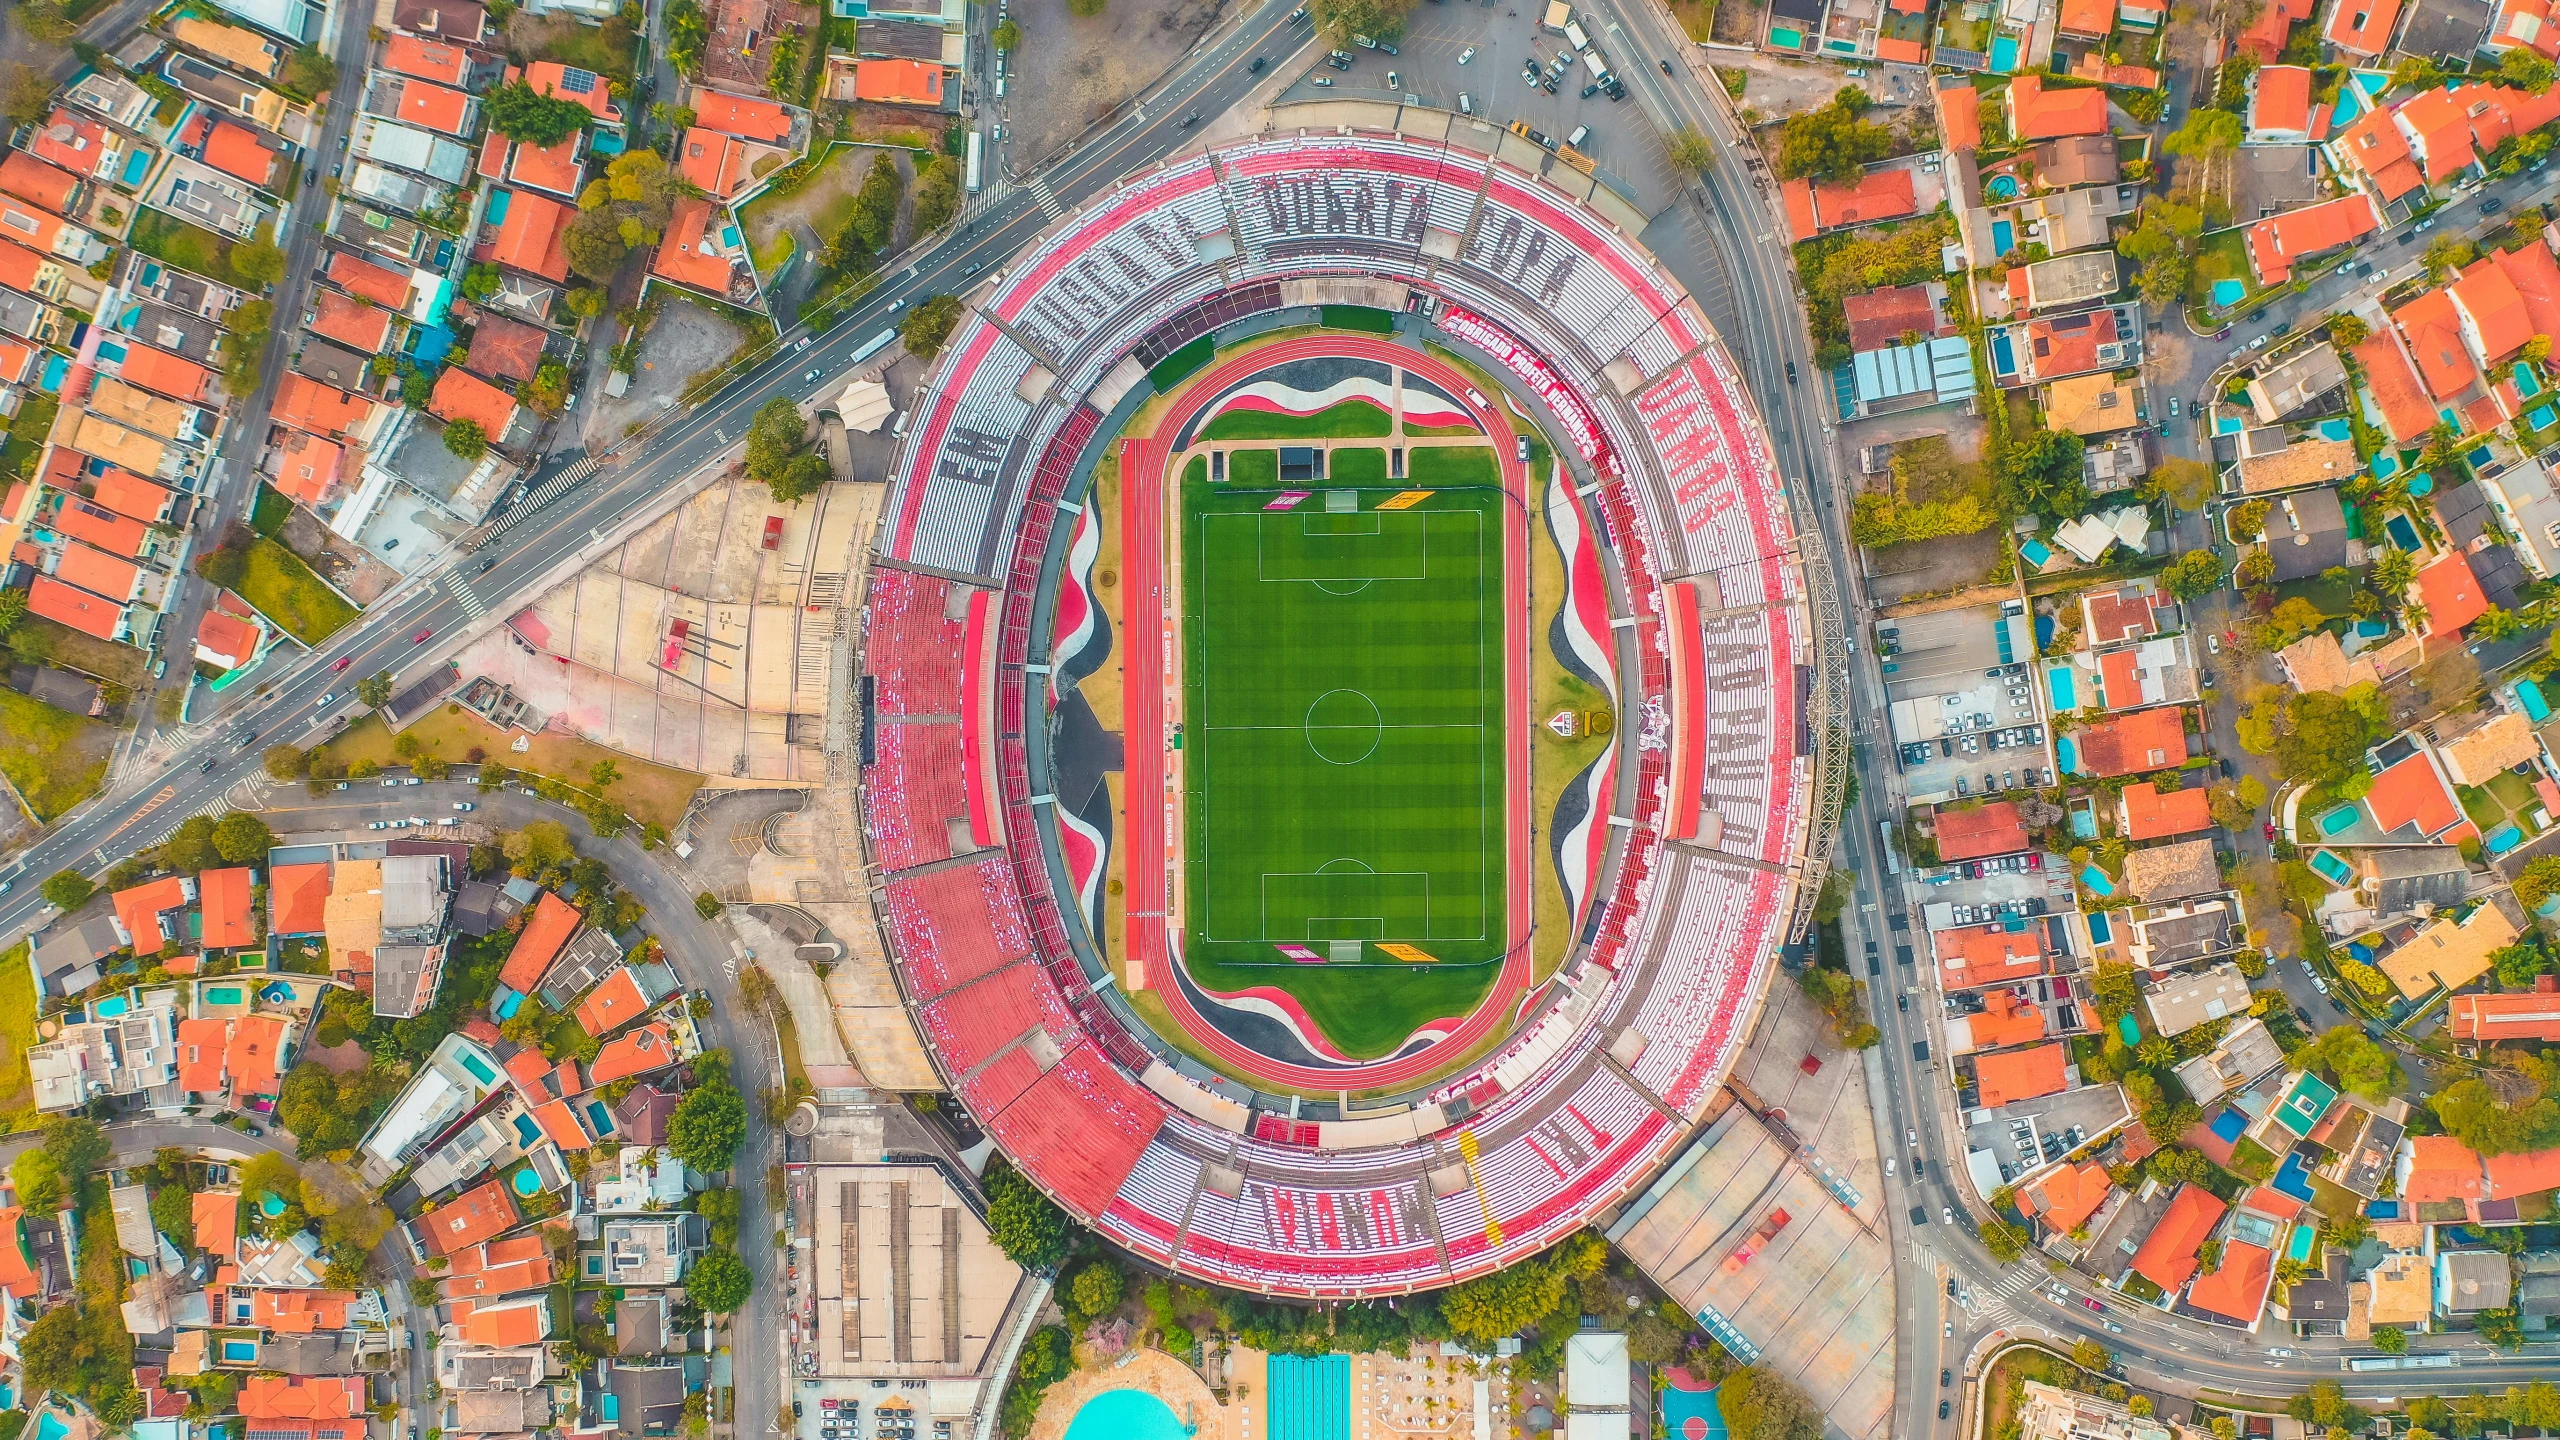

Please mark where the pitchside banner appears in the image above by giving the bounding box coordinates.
[1375,490,1433,510]
[1436,305,1621,478]
[1262,490,1313,511]
[1378,943,1439,963]
[1275,943,1327,963]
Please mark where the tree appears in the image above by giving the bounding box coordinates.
[9,1147,61,1214]
[1665,127,1717,172]
[2,63,56,129]
[2007,428,2090,519]
[2372,1326,2408,1354]
[1776,88,1893,184]
[163,815,220,873]
[284,43,338,96]
[232,224,286,287]
[1307,0,1413,45]
[667,1077,748,1173]
[695,892,725,919]
[2145,455,2218,511]
[2517,854,2560,909]
[487,79,593,145]
[563,211,632,282]
[197,545,248,590]
[41,869,95,913]
[687,1247,752,1312]
[2160,548,2231,601]
[2480,1307,2527,1350]
[1719,1366,1823,1440]
[1978,1218,2028,1263]
[910,156,961,236]
[2328,313,2370,347]
[983,1156,1072,1270]
[2163,108,2243,171]
[665,0,708,73]
[443,419,489,461]
[2120,214,2193,306]
[502,820,575,874]
[2502,46,2558,92]
[1439,1256,1569,1345]
[992,17,1020,48]
[264,744,308,780]
[2070,1340,2111,1372]
[743,396,808,481]
[1068,1259,1124,1320]
[2496,941,2550,988]
[565,287,608,320]
[355,672,394,710]
[2228,498,2272,542]
[852,153,904,251]
[903,295,964,358]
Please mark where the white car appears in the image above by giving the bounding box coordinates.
[1458,45,1475,63]
[387,819,410,829]
[453,802,476,811]
[382,778,400,788]
[368,821,388,830]
[402,777,423,786]
[2206,632,2221,656]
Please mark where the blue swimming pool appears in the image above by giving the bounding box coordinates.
[1986,173,2019,201]
[260,981,294,1004]
[2373,452,2400,478]
[37,1413,67,1440]
[2047,665,2076,712]
[511,1168,541,1197]
[2387,514,2421,550]
[204,984,245,1005]
[2318,804,2363,837]
[2356,618,2390,638]
[2213,279,2247,307]
[2021,539,2052,568]
[2117,1014,2141,1046]
[2081,865,2115,896]
[2469,445,2495,468]
[95,995,129,1018]
[2086,912,2112,943]
[2488,824,2525,854]
[221,1340,259,1363]
[1990,33,2021,70]
[2409,473,2435,496]
[2523,679,2552,722]
[1064,1391,1189,1440]
[2318,418,2352,441]
[1990,219,2015,256]
[119,151,149,186]
[2218,415,2244,434]
[2309,849,2353,884]
[2536,405,2559,431]
[2517,362,2545,398]
[2055,735,2079,773]
[260,1193,285,1217]
[95,339,127,365]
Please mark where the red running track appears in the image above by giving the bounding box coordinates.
[1117,335,1536,1094]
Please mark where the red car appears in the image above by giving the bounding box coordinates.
[412,628,433,644]
[2264,822,2277,840]
[330,657,351,672]
[2080,1297,2104,1313]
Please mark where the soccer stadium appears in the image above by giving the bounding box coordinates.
[857,110,1829,1297]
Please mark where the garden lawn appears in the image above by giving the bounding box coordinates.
[0,688,114,820]
[128,211,245,288]
[1201,399,1394,441]
[1329,447,1388,484]
[240,540,357,644]
[0,941,35,1123]
[2192,227,2265,315]
[315,709,705,830]
[1410,446,1499,487]
[28,616,150,689]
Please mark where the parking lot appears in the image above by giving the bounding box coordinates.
[1878,604,2047,802]
[1276,1,1651,176]
[1957,1085,2135,1195]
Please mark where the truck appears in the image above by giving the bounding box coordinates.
[1583,49,1609,81]
[1563,17,1591,48]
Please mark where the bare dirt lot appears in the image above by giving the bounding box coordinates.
[584,299,751,448]
[280,507,401,606]
[1006,0,1229,166]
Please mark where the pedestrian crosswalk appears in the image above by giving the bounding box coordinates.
[445,569,488,619]
[1995,1269,2036,1298]
[1029,172,1065,221]
[487,454,600,541]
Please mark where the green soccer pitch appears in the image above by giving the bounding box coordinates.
[1177,475,1510,1053]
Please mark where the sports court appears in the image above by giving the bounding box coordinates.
[1182,483,1508,968]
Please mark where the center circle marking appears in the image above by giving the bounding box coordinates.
[1304,688,1383,765]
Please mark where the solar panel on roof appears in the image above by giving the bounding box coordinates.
[561,67,598,93]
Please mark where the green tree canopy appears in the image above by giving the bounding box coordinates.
[904,295,964,358]
[40,869,94,912]
[1307,0,1414,45]
[2159,548,2231,602]
[667,1076,748,1173]
[1720,1366,1823,1440]
[983,1155,1072,1270]
[443,419,489,461]
[487,79,593,146]
[687,1247,752,1312]
[1776,88,1894,184]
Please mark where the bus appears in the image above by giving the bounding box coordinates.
[2344,1353,2457,1372]
[965,130,983,194]
[1878,819,1901,876]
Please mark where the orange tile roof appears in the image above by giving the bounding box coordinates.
[55,543,140,602]
[241,1375,364,1420]
[397,79,475,135]
[503,1046,557,1094]
[0,1209,33,1299]
[1936,801,2029,861]
[227,1013,287,1098]
[651,194,738,294]
[272,431,345,509]
[423,1179,521,1256]
[2185,1240,2274,1323]
[1964,988,2049,1049]
[200,120,279,189]
[2023,1160,2112,1234]
[178,1017,230,1093]
[499,892,581,994]
[852,57,943,106]
[2009,74,2111,140]
[271,862,331,934]
[2130,1184,2227,1291]
[2073,706,2189,776]
[252,1288,357,1334]
[589,1022,677,1084]
[2246,193,2379,285]
[28,574,124,640]
[2328,0,2403,52]
[384,33,472,85]
[2099,647,2144,708]
[114,875,192,948]
[2491,0,2560,54]
[1939,83,1983,151]
[52,498,149,558]
[459,1298,547,1345]
[0,239,53,295]
[2355,332,2441,442]
[272,374,375,439]
[477,129,508,182]
[2252,65,2312,135]
[193,1190,238,1258]
[0,196,72,254]
[1934,924,2052,990]
[2364,749,2461,838]
[30,109,112,177]
[91,468,174,523]
[489,188,571,283]
[523,61,621,121]
[2337,103,2425,201]
[0,152,79,212]
[1782,167,1920,242]
[115,343,215,404]
[1973,1042,2070,1107]
[309,289,395,354]
[2452,258,2535,362]
[199,866,256,949]
[2403,1133,2487,1202]
[693,88,792,141]
[2121,781,2214,840]
[574,965,654,1036]
[0,337,36,385]
[467,313,548,384]
[430,366,517,442]
[530,1097,594,1150]
[2059,0,2116,33]
[508,134,585,197]
[2447,989,2560,1042]
[443,1234,553,1297]
[2488,238,2560,342]
[2484,1144,2560,1198]
[676,127,745,201]
[327,251,412,310]
[2416,548,2490,635]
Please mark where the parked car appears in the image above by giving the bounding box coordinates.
[454,802,476,811]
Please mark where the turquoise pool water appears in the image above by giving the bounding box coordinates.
[2409,473,2435,496]
[2517,362,2545,397]
[2055,735,2079,772]
[1986,174,2019,200]
[2318,418,2352,440]
[2047,665,2076,712]
[1267,1356,1350,1439]
[2387,514,2421,550]
[119,151,149,186]
[2218,415,2244,434]
[486,189,512,223]
[261,981,294,1004]
[2213,279,2247,306]
[2373,452,2400,478]
[2468,445,2495,467]
[511,1114,540,1146]
[511,1168,541,1197]
[37,1414,67,1440]
[2535,405,2558,430]
[2310,849,2354,883]
[1990,219,2015,255]
[2087,912,2112,943]
[95,996,129,1018]
[1991,34,2020,70]
[221,1340,258,1362]
[2488,824,2525,854]
[2318,804,2362,837]
[95,339,127,364]
[1989,329,2017,372]
[2523,679,2552,722]
[462,1052,499,1085]
[721,224,742,249]
[1065,1391,1189,1440]
[260,1194,285,1217]
[2021,539,2052,567]
[204,985,245,1005]
[2286,1222,2318,1264]
[2081,865,2114,896]
[2118,1014,2141,1046]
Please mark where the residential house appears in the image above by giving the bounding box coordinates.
[2171,1015,2285,1104]
[2119,781,2213,840]
[2069,707,2190,778]
[2142,961,2251,1036]
[1935,801,2030,862]
[2447,980,2560,1044]
[1781,167,1922,243]
[2377,893,2525,997]
[2008,75,2111,140]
